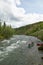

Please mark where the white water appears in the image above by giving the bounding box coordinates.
[0,35,43,65]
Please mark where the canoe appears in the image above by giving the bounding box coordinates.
[37,43,43,46]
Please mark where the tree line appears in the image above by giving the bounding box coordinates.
[0,22,14,40]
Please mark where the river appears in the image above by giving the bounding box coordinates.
[0,35,43,65]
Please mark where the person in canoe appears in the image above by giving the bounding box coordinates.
[28,42,34,48]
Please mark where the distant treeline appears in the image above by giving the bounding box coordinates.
[0,22,15,40]
[15,21,43,41]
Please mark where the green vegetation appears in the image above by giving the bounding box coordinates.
[0,21,15,40]
[15,21,43,41]
[0,21,43,41]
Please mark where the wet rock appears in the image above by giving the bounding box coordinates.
[41,57,43,59]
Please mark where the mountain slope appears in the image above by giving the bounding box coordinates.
[15,21,43,41]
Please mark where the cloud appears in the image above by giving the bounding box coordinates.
[0,0,25,21]
[16,0,21,5]
[0,0,43,28]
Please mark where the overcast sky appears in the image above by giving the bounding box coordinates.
[0,0,43,28]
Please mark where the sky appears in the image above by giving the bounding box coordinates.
[0,0,43,28]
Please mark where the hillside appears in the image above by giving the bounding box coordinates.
[15,21,43,41]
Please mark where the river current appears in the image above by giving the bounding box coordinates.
[0,35,43,65]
